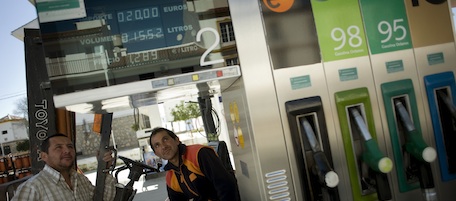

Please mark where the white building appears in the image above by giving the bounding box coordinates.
[0,115,28,156]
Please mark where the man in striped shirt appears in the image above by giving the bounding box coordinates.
[12,134,117,201]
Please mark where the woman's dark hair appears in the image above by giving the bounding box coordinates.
[149,127,178,151]
[40,133,68,153]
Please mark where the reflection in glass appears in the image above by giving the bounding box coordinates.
[36,0,239,95]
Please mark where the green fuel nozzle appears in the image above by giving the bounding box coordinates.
[395,101,436,163]
[350,107,393,173]
[362,139,393,173]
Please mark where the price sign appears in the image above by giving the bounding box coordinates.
[311,0,368,62]
[404,0,453,47]
[359,0,412,54]
[117,7,167,51]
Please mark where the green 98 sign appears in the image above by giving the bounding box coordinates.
[359,0,413,55]
[311,0,368,62]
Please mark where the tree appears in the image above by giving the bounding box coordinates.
[13,96,28,119]
[170,101,201,135]
[187,103,200,120]
[16,140,30,152]
[13,96,29,129]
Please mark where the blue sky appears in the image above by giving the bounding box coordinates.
[0,0,37,117]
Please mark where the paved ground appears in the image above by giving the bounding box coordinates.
[133,173,168,201]
[86,170,168,201]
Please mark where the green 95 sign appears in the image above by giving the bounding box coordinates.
[311,0,368,62]
[359,0,413,54]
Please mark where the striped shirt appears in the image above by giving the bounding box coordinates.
[11,164,116,201]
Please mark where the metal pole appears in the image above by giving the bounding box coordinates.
[93,113,113,201]
[0,143,4,157]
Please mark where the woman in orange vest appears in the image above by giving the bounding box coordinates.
[149,127,240,201]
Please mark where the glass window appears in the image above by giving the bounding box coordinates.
[219,21,235,43]
[3,145,11,155]
[35,0,240,95]
[141,114,151,128]
[225,57,239,66]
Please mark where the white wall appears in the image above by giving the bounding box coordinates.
[0,121,28,143]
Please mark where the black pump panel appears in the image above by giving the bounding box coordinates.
[285,96,339,201]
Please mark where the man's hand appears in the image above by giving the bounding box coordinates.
[99,150,115,170]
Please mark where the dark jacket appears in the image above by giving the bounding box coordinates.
[164,144,240,201]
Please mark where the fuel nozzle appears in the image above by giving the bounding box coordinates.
[419,162,438,201]
[394,100,438,201]
[349,107,393,173]
[394,101,437,163]
[301,118,339,188]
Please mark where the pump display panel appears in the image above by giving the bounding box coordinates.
[35,0,239,97]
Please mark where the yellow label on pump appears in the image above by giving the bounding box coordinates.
[237,126,245,149]
[229,101,240,123]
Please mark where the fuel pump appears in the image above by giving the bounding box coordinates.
[395,100,435,162]
[350,107,392,200]
[196,83,217,142]
[196,83,240,200]
[394,100,437,200]
[285,97,340,201]
[404,0,456,199]
[301,119,339,190]
[197,83,238,172]
[433,87,456,177]
[436,90,456,121]
[424,72,456,184]
[301,119,339,201]
[335,88,393,201]
[380,79,438,200]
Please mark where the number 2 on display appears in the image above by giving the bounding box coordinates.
[196,27,224,67]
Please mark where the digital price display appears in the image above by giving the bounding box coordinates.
[117,7,166,50]
[36,0,237,95]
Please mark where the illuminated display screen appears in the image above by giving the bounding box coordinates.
[36,0,239,95]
